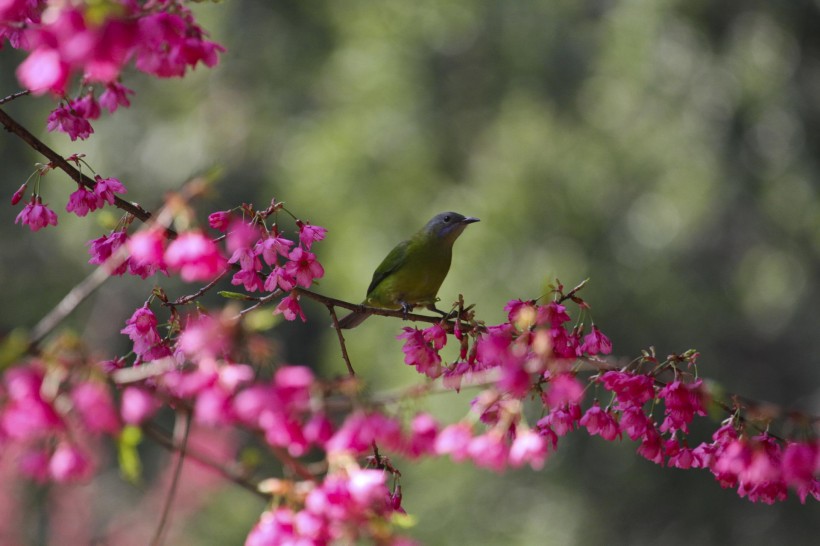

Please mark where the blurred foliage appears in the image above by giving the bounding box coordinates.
[1,0,819,544]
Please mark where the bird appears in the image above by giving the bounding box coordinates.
[337,211,479,329]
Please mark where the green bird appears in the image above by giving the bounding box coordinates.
[338,211,479,329]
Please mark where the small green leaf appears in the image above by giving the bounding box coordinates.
[218,291,255,301]
[117,425,143,485]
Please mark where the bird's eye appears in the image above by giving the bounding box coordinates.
[443,215,451,222]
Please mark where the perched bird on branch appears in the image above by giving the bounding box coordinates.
[338,212,479,329]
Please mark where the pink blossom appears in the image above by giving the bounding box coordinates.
[127,229,166,271]
[509,429,548,469]
[87,230,128,270]
[434,422,473,462]
[442,361,471,392]
[544,372,584,408]
[98,82,134,113]
[178,314,230,359]
[71,382,120,435]
[93,174,126,205]
[72,93,100,120]
[46,103,93,140]
[326,411,402,454]
[120,386,159,425]
[65,185,100,216]
[541,301,571,326]
[194,386,233,426]
[120,305,166,358]
[599,370,655,409]
[135,12,224,78]
[666,440,697,469]
[468,432,509,472]
[304,412,334,447]
[16,48,70,95]
[164,231,227,282]
[256,233,295,265]
[264,266,296,292]
[246,508,297,546]
[347,469,388,506]
[297,221,327,250]
[404,413,439,458]
[423,324,447,351]
[49,442,92,482]
[537,403,581,437]
[397,327,443,378]
[782,441,819,490]
[284,247,324,288]
[15,196,58,231]
[208,210,232,231]
[637,427,664,465]
[618,405,651,441]
[11,183,27,205]
[274,293,306,322]
[231,268,265,292]
[579,402,620,441]
[504,298,536,324]
[657,379,707,434]
[581,325,612,355]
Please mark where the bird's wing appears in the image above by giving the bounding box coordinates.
[367,239,410,296]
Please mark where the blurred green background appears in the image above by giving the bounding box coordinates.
[1,0,819,544]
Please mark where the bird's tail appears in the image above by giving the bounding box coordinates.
[337,311,369,329]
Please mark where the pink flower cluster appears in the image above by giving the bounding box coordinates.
[246,468,412,546]
[0,363,120,483]
[4,2,224,139]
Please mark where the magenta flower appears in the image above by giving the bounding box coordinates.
[87,231,128,275]
[178,314,230,359]
[435,422,473,462]
[71,382,121,435]
[537,403,581,437]
[120,386,159,425]
[49,442,92,483]
[509,429,549,470]
[284,247,325,288]
[579,402,620,441]
[164,231,227,282]
[274,293,306,322]
[637,427,664,465]
[404,413,439,458]
[46,103,94,141]
[397,327,443,378]
[256,234,295,265]
[15,196,58,231]
[11,183,27,205]
[93,175,127,206]
[264,266,297,292]
[16,47,70,95]
[72,93,100,120]
[581,325,613,355]
[599,370,655,409]
[66,185,100,216]
[618,405,651,441]
[297,221,327,250]
[207,210,232,231]
[468,432,509,472]
[99,82,135,113]
[543,372,584,408]
[231,268,265,292]
[658,379,707,434]
[120,306,163,356]
[127,229,166,270]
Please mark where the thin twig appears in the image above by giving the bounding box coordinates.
[0,90,30,105]
[0,107,155,223]
[327,304,355,376]
[168,269,231,306]
[150,410,191,546]
[140,424,264,499]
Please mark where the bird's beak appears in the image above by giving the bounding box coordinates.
[462,217,480,224]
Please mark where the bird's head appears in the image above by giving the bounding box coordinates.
[423,212,480,244]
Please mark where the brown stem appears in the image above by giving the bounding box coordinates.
[0,90,31,105]
[142,421,268,499]
[327,304,356,376]
[150,410,191,546]
[0,106,154,223]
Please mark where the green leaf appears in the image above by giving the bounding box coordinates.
[117,426,143,485]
